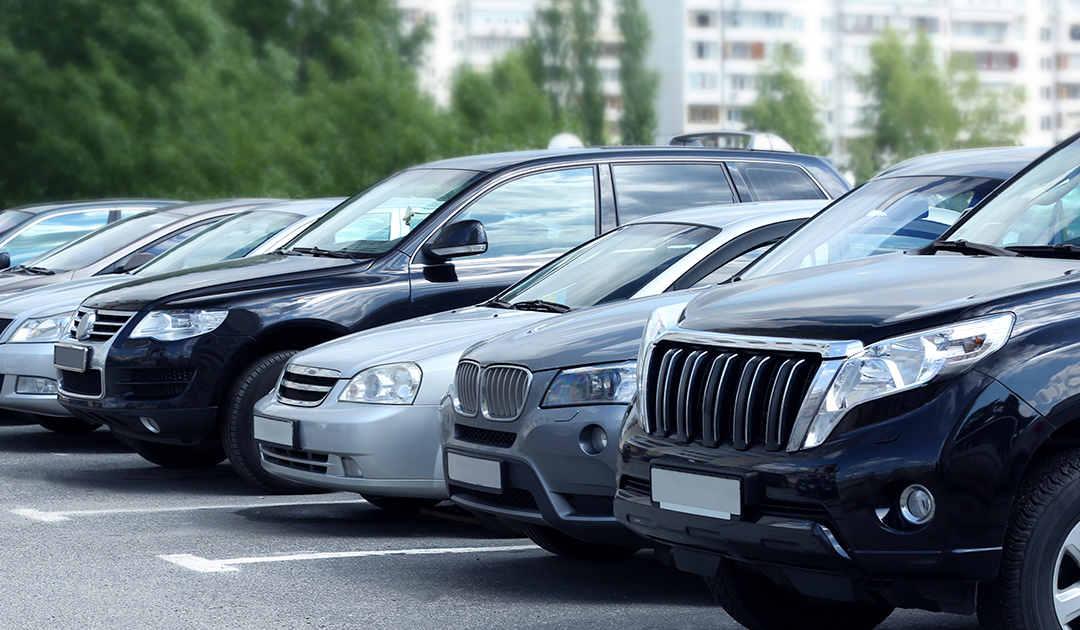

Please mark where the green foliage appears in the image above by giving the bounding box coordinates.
[616,0,658,145]
[741,51,828,156]
[852,28,1025,182]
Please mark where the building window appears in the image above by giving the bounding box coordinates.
[1044,86,1054,99]
[691,11,717,28]
[730,75,757,91]
[1042,27,1053,41]
[725,41,766,60]
[967,51,1019,70]
[723,11,788,30]
[692,41,720,59]
[606,96,624,110]
[688,105,720,124]
[1043,56,1054,70]
[1060,84,1080,99]
[601,68,620,82]
[726,108,743,123]
[688,72,718,90]
[1042,115,1054,130]
[953,22,1010,40]
[840,14,939,34]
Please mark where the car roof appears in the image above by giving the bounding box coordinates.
[873,146,1047,180]
[3,199,183,215]
[629,199,830,231]
[154,198,287,218]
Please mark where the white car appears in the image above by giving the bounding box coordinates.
[252,200,827,506]
[0,198,343,432]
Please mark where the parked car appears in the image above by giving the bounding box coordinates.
[252,199,827,502]
[613,135,1080,630]
[442,145,1043,561]
[0,198,278,298]
[0,199,181,266]
[0,198,342,433]
[54,144,849,492]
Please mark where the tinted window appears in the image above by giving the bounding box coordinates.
[140,219,221,258]
[0,210,111,265]
[23,211,177,271]
[612,163,735,223]
[455,168,596,258]
[693,241,778,287]
[729,162,826,201]
[499,223,717,309]
[139,210,304,275]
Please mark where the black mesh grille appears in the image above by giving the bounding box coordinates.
[118,367,194,400]
[128,383,186,399]
[455,424,517,448]
[59,369,102,397]
[128,368,195,383]
[455,486,539,511]
[620,475,651,497]
[563,494,614,515]
[644,342,820,451]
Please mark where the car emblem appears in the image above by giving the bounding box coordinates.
[76,312,97,341]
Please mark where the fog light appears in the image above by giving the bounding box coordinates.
[140,416,161,433]
[899,484,935,526]
[579,425,608,455]
[15,376,58,395]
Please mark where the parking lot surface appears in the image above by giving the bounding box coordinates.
[0,414,980,630]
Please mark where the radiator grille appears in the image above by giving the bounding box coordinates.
[644,342,819,451]
[277,365,340,407]
[453,361,481,416]
[453,361,531,421]
[67,308,134,342]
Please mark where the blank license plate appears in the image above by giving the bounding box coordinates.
[254,416,294,447]
[54,344,90,372]
[651,468,741,520]
[447,452,502,491]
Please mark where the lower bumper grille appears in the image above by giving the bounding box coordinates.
[260,444,330,474]
[455,424,517,448]
[455,486,539,511]
[59,369,102,397]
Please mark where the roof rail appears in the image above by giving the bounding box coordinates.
[666,131,795,153]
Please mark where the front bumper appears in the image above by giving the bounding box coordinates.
[256,395,446,499]
[442,381,645,548]
[0,340,69,416]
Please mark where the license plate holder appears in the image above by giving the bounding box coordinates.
[651,468,742,520]
[253,415,295,448]
[54,344,90,373]
[446,452,503,492]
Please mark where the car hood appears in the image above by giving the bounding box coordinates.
[80,253,366,312]
[679,253,1080,344]
[0,276,129,324]
[462,291,704,373]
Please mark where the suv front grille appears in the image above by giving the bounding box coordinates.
[453,361,532,421]
[644,342,820,451]
[277,364,340,407]
[67,308,135,342]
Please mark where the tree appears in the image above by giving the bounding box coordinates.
[616,0,658,145]
[741,50,828,156]
[852,28,1024,181]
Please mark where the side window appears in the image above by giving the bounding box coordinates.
[1,210,111,264]
[693,241,778,287]
[455,168,596,258]
[139,219,221,258]
[729,162,826,201]
[612,163,735,223]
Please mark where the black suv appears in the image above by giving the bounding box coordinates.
[615,134,1080,630]
[55,145,847,492]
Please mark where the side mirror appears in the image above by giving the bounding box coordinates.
[0,252,10,270]
[109,252,156,274]
[423,219,487,260]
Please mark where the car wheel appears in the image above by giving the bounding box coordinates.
[978,449,1080,630]
[220,350,326,494]
[33,414,101,434]
[523,523,640,560]
[360,494,441,512]
[707,559,893,630]
[125,437,228,468]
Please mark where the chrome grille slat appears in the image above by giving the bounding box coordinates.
[644,343,820,451]
[454,361,481,417]
[67,308,135,343]
[277,364,339,407]
[474,364,531,422]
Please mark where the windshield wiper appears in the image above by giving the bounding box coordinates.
[512,299,571,314]
[486,299,515,310]
[1004,244,1080,259]
[916,239,1022,258]
[22,266,55,275]
[288,246,358,260]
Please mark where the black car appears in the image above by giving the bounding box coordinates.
[614,134,1080,630]
[55,145,849,492]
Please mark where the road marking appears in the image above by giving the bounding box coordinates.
[10,498,366,522]
[161,543,540,572]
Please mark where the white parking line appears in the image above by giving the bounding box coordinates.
[161,543,540,572]
[10,498,366,522]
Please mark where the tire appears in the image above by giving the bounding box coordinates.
[35,415,101,434]
[126,437,227,469]
[706,560,893,630]
[360,494,441,512]
[523,523,640,560]
[977,449,1080,630]
[220,350,326,494]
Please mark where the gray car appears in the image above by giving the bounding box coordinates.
[253,200,829,504]
[440,145,1044,560]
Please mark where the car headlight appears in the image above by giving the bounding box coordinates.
[802,313,1015,449]
[339,363,422,405]
[129,310,229,341]
[9,311,75,343]
[542,361,637,407]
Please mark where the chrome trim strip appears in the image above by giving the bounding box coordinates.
[785,361,844,453]
[285,364,342,379]
[280,381,334,393]
[656,328,863,359]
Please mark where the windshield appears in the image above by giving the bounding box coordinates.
[496,223,717,310]
[136,209,304,275]
[19,211,177,272]
[289,168,481,257]
[949,140,1080,247]
[741,176,1002,279]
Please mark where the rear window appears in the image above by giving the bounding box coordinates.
[612,163,736,223]
[729,162,826,201]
